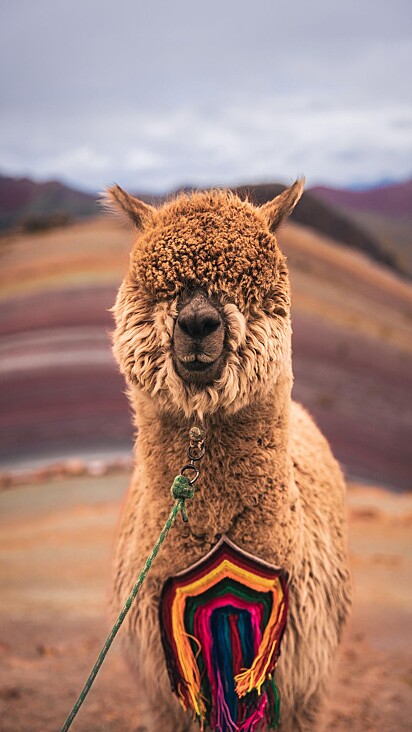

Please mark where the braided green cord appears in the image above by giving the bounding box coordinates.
[60,475,194,732]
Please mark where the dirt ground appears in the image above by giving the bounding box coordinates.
[0,471,411,732]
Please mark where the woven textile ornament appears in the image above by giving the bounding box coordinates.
[160,537,289,731]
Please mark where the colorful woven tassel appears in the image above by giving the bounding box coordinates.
[160,537,288,731]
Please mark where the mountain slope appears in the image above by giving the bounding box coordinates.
[310,180,412,279]
[310,180,412,218]
[0,175,97,230]
[1,214,411,489]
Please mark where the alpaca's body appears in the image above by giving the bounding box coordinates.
[107,182,351,731]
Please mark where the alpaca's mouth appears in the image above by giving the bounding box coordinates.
[181,358,217,372]
[174,353,224,385]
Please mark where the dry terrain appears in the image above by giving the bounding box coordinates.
[0,471,411,732]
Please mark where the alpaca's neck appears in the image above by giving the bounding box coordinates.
[133,368,301,563]
[205,372,292,474]
[136,369,292,468]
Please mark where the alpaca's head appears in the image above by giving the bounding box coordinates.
[106,181,304,419]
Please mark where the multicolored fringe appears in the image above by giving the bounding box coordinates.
[160,537,289,731]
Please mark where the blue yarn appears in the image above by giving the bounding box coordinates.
[211,608,237,724]
[210,607,256,729]
[237,610,254,668]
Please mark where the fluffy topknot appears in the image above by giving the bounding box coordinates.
[131,190,281,309]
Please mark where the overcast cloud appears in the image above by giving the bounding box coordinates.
[0,0,411,192]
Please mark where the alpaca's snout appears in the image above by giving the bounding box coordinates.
[173,291,225,384]
[178,307,221,341]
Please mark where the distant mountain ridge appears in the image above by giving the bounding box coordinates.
[1,172,409,278]
[309,180,412,279]
[0,174,96,231]
[310,179,412,218]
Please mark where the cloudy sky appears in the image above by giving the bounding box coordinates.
[1,0,411,192]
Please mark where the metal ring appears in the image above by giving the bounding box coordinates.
[180,464,200,484]
[187,445,206,462]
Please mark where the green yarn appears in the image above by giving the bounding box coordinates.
[60,475,194,732]
[268,676,281,728]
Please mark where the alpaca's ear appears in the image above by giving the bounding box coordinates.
[102,184,155,229]
[260,178,305,231]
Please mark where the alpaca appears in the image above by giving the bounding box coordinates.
[106,180,352,732]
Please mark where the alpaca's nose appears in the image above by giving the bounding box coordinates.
[176,291,223,343]
[177,308,221,340]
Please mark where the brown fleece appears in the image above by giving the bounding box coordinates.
[106,181,352,732]
[133,190,282,309]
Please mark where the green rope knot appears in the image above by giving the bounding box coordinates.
[171,474,195,500]
[171,475,195,522]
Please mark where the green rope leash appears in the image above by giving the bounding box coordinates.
[60,474,195,732]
